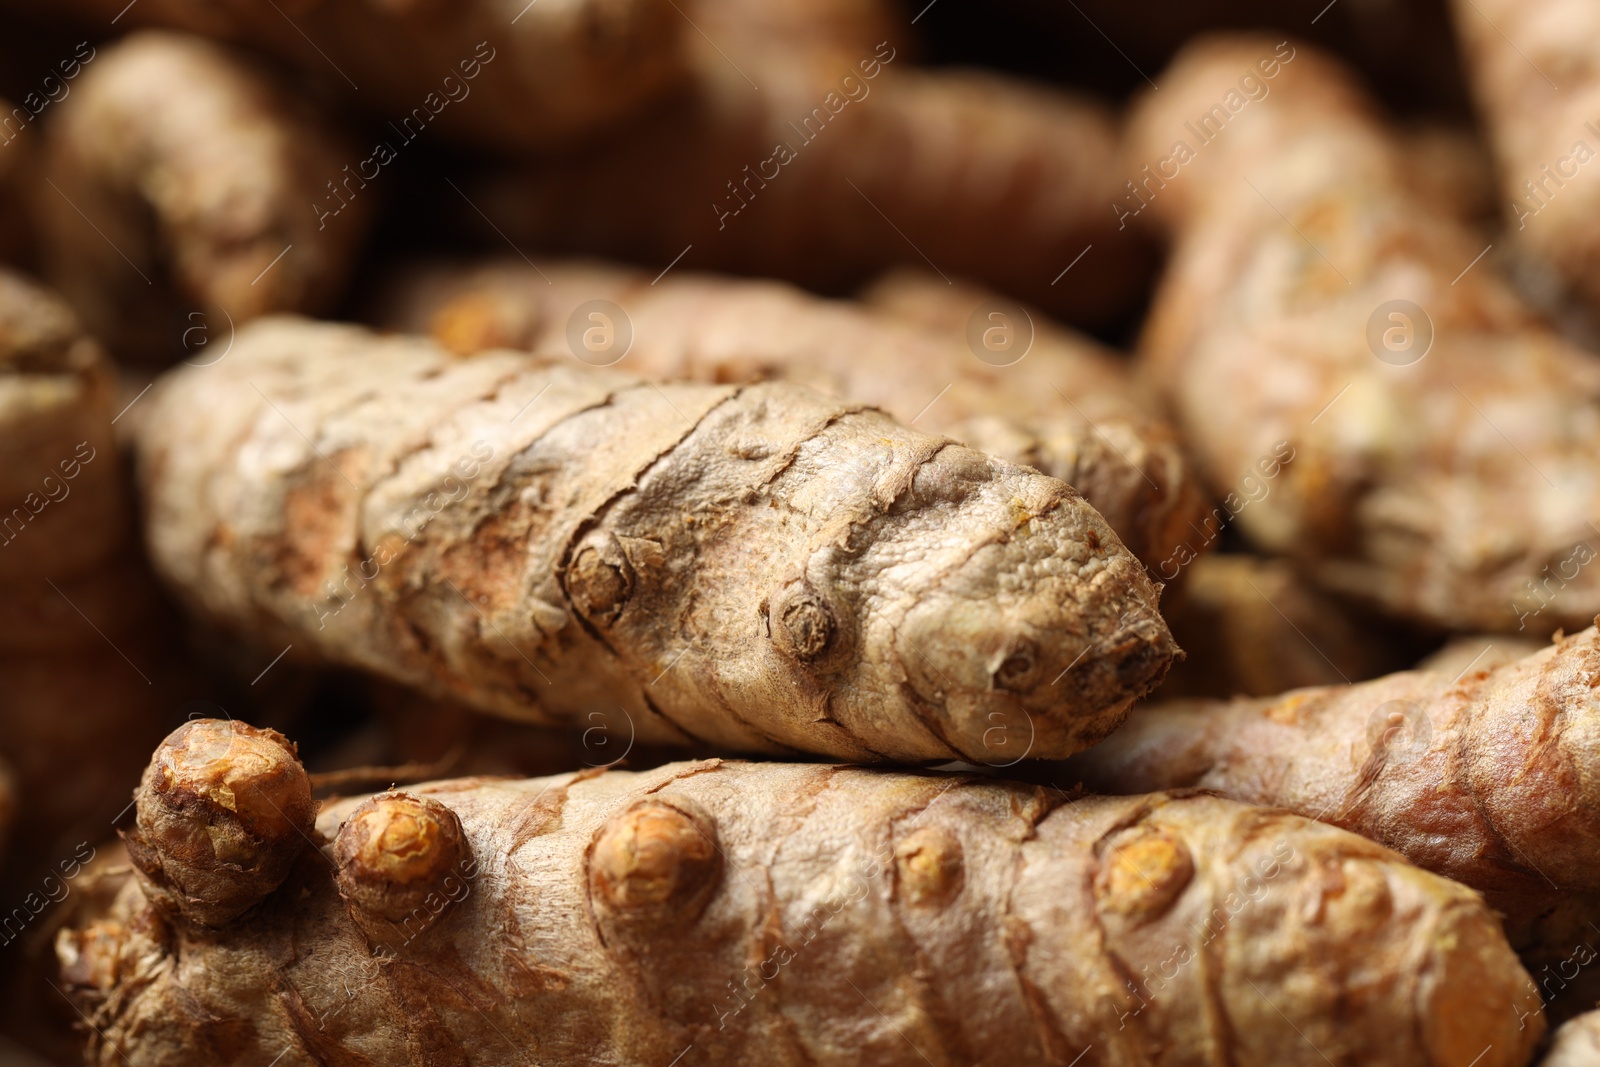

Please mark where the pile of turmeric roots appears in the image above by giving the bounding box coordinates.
[2,0,1600,1064]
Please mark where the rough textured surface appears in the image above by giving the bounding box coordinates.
[375,259,1209,575]
[126,720,317,928]
[1131,36,1600,632]
[333,791,473,948]
[473,56,1153,328]
[58,757,1544,1067]
[1151,553,1422,699]
[7,0,682,150]
[41,31,369,362]
[1545,1010,1600,1067]
[1059,624,1600,1018]
[134,316,1175,763]
[1451,0,1600,305]
[1062,625,1600,914]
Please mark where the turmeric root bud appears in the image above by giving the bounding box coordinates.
[590,799,721,925]
[58,761,1546,1067]
[333,791,473,948]
[124,719,314,927]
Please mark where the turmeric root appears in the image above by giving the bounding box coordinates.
[0,268,198,1061]
[470,61,1153,328]
[125,720,317,929]
[133,315,1175,763]
[1415,634,1550,676]
[40,32,369,362]
[1450,0,1600,305]
[56,719,1545,1067]
[375,258,1208,574]
[1129,35,1600,632]
[1058,623,1600,1017]
[0,268,188,884]
[11,0,682,151]
[455,0,1147,325]
[1545,1010,1600,1067]
[1063,623,1600,913]
[857,268,1211,574]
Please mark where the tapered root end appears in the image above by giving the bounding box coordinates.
[589,799,721,925]
[334,792,473,948]
[1419,902,1547,1067]
[125,719,315,927]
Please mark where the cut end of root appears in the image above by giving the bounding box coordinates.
[334,792,473,947]
[126,718,315,927]
[589,798,721,925]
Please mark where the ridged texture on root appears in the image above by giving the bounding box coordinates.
[125,720,316,928]
[1130,35,1600,631]
[134,316,1174,762]
[334,791,474,947]
[58,761,1543,1067]
[373,258,1210,577]
[1059,623,1600,1017]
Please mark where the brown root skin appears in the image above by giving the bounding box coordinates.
[470,63,1153,329]
[58,759,1543,1067]
[373,258,1210,578]
[334,792,473,949]
[1544,1010,1600,1066]
[1129,35,1600,632]
[1058,623,1600,939]
[1452,0,1600,306]
[0,270,124,583]
[0,268,211,1061]
[41,31,369,362]
[857,268,1211,581]
[135,316,1175,763]
[126,719,315,928]
[23,0,683,150]
[0,267,189,885]
[1415,634,1549,676]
